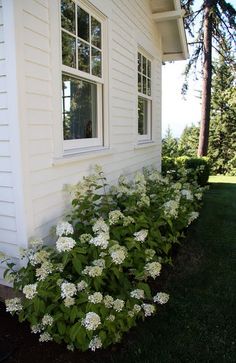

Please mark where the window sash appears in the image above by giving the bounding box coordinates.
[138,95,152,141]
[137,50,152,142]
[60,0,105,151]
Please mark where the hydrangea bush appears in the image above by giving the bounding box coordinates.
[1,166,204,352]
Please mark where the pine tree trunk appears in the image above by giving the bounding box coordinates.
[198,0,213,156]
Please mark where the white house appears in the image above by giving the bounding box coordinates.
[0,0,188,285]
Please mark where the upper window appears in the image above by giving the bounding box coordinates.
[137,51,152,141]
[61,0,104,150]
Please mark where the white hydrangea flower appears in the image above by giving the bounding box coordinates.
[130,289,145,299]
[36,261,53,281]
[137,195,150,208]
[80,234,93,244]
[29,250,50,266]
[103,295,114,308]
[145,262,162,279]
[67,344,75,351]
[82,265,103,277]
[142,303,155,317]
[29,237,44,248]
[89,336,103,351]
[56,221,74,237]
[5,298,22,313]
[61,282,77,299]
[173,182,182,190]
[64,297,75,307]
[31,324,42,334]
[113,299,124,312]
[39,332,53,342]
[123,216,135,227]
[195,193,202,200]
[188,211,199,225]
[42,314,54,326]
[153,292,169,305]
[108,210,124,225]
[56,237,76,252]
[89,233,109,250]
[23,283,38,300]
[92,218,109,234]
[134,229,148,242]
[133,304,141,313]
[163,200,179,218]
[106,314,115,321]
[145,249,156,261]
[88,292,103,304]
[77,280,88,291]
[109,245,127,265]
[92,259,106,268]
[134,172,146,185]
[181,189,193,200]
[82,312,101,331]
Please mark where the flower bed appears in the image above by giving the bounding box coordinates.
[1,166,204,352]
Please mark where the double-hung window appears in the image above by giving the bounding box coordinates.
[61,0,105,151]
[137,51,152,142]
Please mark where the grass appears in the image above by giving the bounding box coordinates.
[105,176,236,363]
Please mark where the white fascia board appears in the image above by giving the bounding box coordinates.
[152,9,185,22]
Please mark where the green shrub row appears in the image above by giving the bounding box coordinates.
[162,156,210,186]
[1,166,205,352]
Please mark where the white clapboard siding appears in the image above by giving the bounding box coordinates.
[0,0,163,279]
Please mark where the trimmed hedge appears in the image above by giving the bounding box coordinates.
[162,156,210,186]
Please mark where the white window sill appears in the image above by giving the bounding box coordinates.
[134,141,157,150]
[53,147,112,166]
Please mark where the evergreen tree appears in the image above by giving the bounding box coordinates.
[162,127,179,157]
[208,53,236,174]
[181,0,236,156]
[178,124,200,157]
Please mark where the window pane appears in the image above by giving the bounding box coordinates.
[61,0,75,34]
[138,97,148,135]
[147,60,151,78]
[62,75,97,140]
[78,6,89,42]
[143,76,147,95]
[92,47,102,77]
[138,53,142,73]
[142,56,146,75]
[91,17,101,49]
[78,40,90,73]
[138,73,142,93]
[62,31,76,68]
[147,79,151,96]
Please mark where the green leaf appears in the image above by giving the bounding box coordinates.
[57,321,66,335]
[72,257,82,274]
[137,282,152,299]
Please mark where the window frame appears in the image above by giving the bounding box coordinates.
[60,0,107,152]
[137,49,152,142]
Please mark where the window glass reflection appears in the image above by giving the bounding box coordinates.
[62,75,97,140]
[78,6,90,42]
[61,0,75,34]
[62,31,76,68]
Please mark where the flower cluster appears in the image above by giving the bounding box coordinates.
[1,166,204,352]
[56,237,76,252]
[82,312,101,331]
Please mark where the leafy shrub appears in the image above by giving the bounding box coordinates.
[1,166,204,352]
[162,156,210,186]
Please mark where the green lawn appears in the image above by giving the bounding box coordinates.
[106,176,236,363]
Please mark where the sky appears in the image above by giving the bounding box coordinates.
[162,61,201,138]
[161,0,236,138]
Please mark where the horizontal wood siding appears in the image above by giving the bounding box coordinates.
[3,0,162,247]
[0,0,20,284]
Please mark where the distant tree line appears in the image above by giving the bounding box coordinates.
[162,53,236,175]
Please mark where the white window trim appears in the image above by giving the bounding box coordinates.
[61,0,107,152]
[137,48,153,143]
[50,0,109,159]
